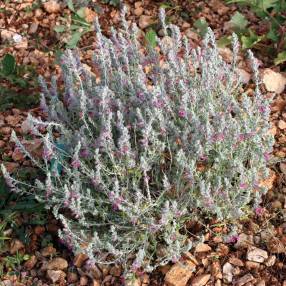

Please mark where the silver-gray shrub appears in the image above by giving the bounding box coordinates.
[1,9,274,273]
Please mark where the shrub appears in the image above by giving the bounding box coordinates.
[1,8,274,273]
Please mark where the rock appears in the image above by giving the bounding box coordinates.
[3,162,19,173]
[262,68,286,94]
[80,276,89,285]
[47,270,66,283]
[280,163,286,175]
[92,280,101,286]
[89,264,102,280]
[183,252,199,265]
[83,7,97,23]
[191,274,211,286]
[12,148,25,161]
[5,115,21,126]
[264,255,276,267]
[195,243,212,253]
[67,272,78,283]
[41,246,57,257]
[218,47,233,63]
[235,274,254,286]
[237,68,251,85]
[222,262,234,283]
[10,239,25,254]
[46,257,68,270]
[1,281,13,286]
[165,260,196,286]
[0,127,11,135]
[256,280,266,286]
[109,265,122,277]
[267,238,286,253]
[29,22,39,34]
[24,255,37,270]
[13,34,28,50]
[235,233,254,249]
[43,0,61,13]
[278,120,286,130]
[73,253,88,268]
[138,15,154,29]
[245,261,260,270]
[229,257,244,267]
[134,7,144,16]
[126,278,141,286]
[0,140,5,148]
[247,247,268,263]
[211,261,222,279]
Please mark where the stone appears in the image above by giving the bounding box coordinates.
[12,148,24,161]
[246,247,268,263]
[264,255,276,267]
[222,262,234,283]
[126,278,141,286]
[67,272,78,283]
[165,260,196,286]
[41,246,57,257]
[278,120,286,130]
[3,162,19,173]
[0,127,11,135]
[109,265,122,277]
[237,68,251,85]
[73,253,88,268]
[245,261,260,270]
[43,0,61,13]
[5,115,22,126]
[83,7,97,23]
[211,261,222,279]
[229,257,244,267]
[191,274,211,286]
[235,274,254,286]
[134,7,144,16]
[47,270,66,283]
[46,257,68,270]
[80,276,89,285]
[92,280,101,286]
[262,68,286,94]
[138,15,154,29]
[195,243,212,253]
[24,255,37,270]
[89,264,102,280]
[235,233,254,249]
[29,22,39,34]
[10,239,25,254]
[256,280,266,286]
[0,140,5,148]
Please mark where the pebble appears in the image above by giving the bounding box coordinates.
[73,253,88,268]
[24,255,37,270]
[138,15,154,29]
[195,243,212,253]
[264,255,276,267]
[191,274,211,286]
[67,272,78,283]
[47,270,66,283]
[43,0,60,13]
[247,247,268,263]
[278,120,286,130]
[236,274,254,286]
[80,276,89,285]
[46,257,68,270]
[10,239,25,254]
[29,22,39,34]
[229,257,244,267]
[165,260,196,286]
[41,246,57,257]
[223,262,234,283]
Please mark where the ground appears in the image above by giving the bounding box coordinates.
[0,0,285,285]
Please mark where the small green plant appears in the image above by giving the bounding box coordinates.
[224,0,286,65]
[54,0,93,49]
[3,251,30,271]
[0,54,39,110]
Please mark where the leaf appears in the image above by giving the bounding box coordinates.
[229,12,248,32]
[194,18,209,37]
[241,30,263,49]
[67,0,75,12]
[66,31,82,49]
[217,35,232,48]
[274,51,286,65]
[76,7,86,19]
[1,54,16,76]
[266,26,279,42]
[54,25,66,33]
[145,29,157,48]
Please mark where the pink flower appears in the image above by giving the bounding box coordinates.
[178,109,186,118]
[71,159,81,169]
[227,235,239,244]
[263,152,270,161]
[254,207,264,216]
[239,182,248,189]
